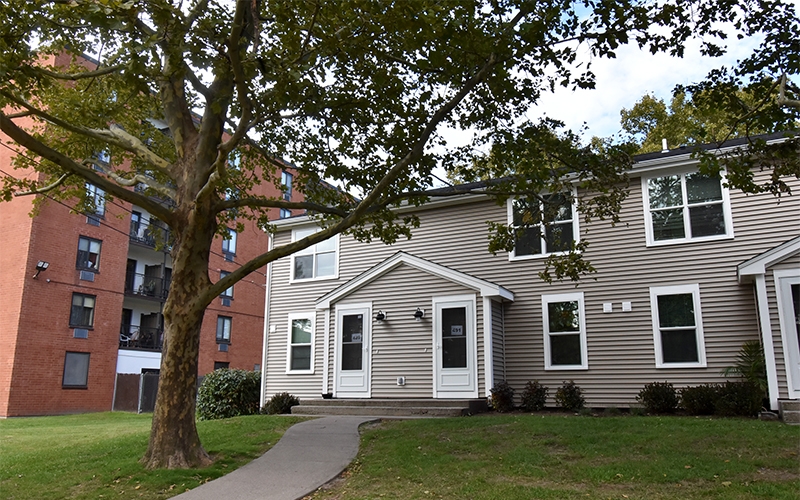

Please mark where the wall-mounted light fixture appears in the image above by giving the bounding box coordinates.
[414,308,425,321]
[375,310,387,322]
[33,260,50,279]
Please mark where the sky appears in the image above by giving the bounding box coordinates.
[527,35,762,141]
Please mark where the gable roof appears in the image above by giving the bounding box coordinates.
[316,251,514,309]
[738,236,800,282]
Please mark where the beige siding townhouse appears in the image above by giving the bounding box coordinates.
[261,135,800,416]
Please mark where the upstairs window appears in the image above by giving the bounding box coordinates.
[281,171,293,201]
[219,271,234,299]
[649,284,707,368]
[76,236,101,271]
[222,228,237,261]
[85,184,106,217]
[279,208,292,219]
[291,227,338,281]
[216,316,232,344]
[509,193,577,259]
[70,293,96,328]
[643,171,732,245]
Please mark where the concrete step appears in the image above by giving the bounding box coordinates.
[300,398,485,409]
[291,405,468,417]
[778,399,800,425]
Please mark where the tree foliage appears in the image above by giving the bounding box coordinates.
[0,0,797,468]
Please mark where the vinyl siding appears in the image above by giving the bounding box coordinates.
[492,300,506,385]
[265,166,799,406]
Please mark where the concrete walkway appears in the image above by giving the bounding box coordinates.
[174,416,377,500]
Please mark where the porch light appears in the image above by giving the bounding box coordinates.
[414,308,425,321]
[375,310,387,322]
[33,260,50,279]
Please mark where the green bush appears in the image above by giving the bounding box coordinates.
[490,381,515,412]
[636,381,678,414]
[196,368,261,420]
[555,380,585,412]
[262,392,300,414]
[715,381,762,417]
[520,380,548,411]
[680,384,718,415]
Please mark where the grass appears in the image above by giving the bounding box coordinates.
[310,414,800,500]
[0,412,304,500]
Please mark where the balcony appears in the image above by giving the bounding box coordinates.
[124,271,171,300]
[130,219,171,249]
[119,324,163,351]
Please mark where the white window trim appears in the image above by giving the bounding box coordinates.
[649,283,707,368]
[641,168,734,247]
[507,190,580,261]
[289,227,340,283]
[542,291,588,370]
[286,312,315,374]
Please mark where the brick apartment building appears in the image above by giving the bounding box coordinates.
[0,106,300,416]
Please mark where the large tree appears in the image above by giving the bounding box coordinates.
[0,0,796,468]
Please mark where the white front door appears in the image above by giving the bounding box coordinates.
[433,295,477,398]
[335,304,371,398]
[776,272,800,398]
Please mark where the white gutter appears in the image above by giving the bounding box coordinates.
[259,233,274,407]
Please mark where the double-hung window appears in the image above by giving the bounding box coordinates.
[287,313,314,373]
[222,228,237,261]
[216,316,232,344]
[643,170,732,245]
[542,292,588,370]
[649,284,706,368]
[291,227,338,281]
[509,193,577,259]
[70,293,96,328]
[219,271,234,299]
[76,236,101,271]
[85,183,105,217]
[281,171,293,201]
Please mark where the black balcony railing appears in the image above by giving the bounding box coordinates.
[130,220,171,249]
[124,272,171,300]
[119,324,163,351]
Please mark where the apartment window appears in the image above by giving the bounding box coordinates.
[62,352,90,388]
[281,171,293,201]
[279,208,292,219]
[222,228,237,261]
[70,293,96,328]
[216,316,232,344]
[219,271,234,299]
[291,227,338,281]
[509,193,577,259]
[542,292,588,370]
[85,183,105,217]
[643,171,732,245]
[214,361,230,370]
[287,313,314,373]
[76,236,102,271]
[649,284,707,368]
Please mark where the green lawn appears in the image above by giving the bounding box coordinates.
[0,412,303,500]
[310,414,800,500]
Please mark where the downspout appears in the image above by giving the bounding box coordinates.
[754,275,780,410]
[322,308,330,396]
[259,233,274,408]
[483,296,494,397]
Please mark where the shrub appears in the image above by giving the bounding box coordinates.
[636,381,678,414]
[555,381,585,412]
[722,340,767,396]
[715,381,762,417]
[603,406,621,417]
[630,406,646,417]
[520,381,548,412]
[490,381,515,412]
[680,384,718,415]
[196,368,261,420]
[262,392,300,415]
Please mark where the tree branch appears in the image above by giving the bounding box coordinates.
[30,64,125,81]
[0,112,175,223]
[777,73,800,109]
[14,173,71,196]
[216,196,349,216]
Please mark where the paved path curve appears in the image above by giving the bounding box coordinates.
[173,416,377,500]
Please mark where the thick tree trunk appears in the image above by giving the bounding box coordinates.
[141,199,217,469]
